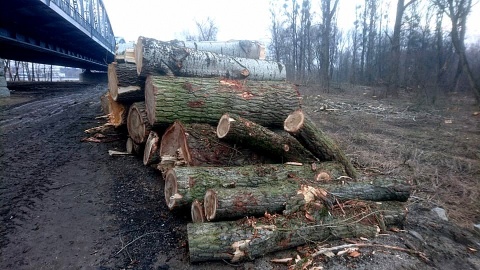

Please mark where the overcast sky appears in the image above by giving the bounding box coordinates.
[103,0,480,44]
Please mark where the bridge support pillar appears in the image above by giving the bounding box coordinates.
[79,70,108,83]
[0,58,10,98]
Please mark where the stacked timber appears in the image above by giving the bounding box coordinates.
[103,36,411,264]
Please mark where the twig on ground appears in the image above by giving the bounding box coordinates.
[115,232,161,256]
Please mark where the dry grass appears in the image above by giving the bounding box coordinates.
[301,85,480,228]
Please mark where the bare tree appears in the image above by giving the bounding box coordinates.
[320,0,339,91]
[185,17,218,41]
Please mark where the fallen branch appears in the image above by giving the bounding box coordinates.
[114,232,161,256]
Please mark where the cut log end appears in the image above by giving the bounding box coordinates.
[127,103,149,144]
[216,114,233,139]
[191,200,205,223]
[126,137,134,154]
[283,109,304,133]
[143,131,160,166]
[164,169,178,210]
[204,189,218,221]
[135,38,144,76]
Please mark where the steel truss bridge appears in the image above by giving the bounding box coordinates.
[0,0,116,71]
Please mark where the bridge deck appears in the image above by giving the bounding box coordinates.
[0,0,115,71]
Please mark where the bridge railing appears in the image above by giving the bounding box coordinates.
[47,0,116,53]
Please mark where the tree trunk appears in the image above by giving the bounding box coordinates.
[143,131,160,166]
[187,217,378,263]
[217,113,316,163]
[135,36,285,80]
[163,163,338,210]
[145,75,300,127]
[182,40,266,60]
[203,183,299,221]
[284,110,357,178]
[158,121,269,173]
[108,62,145,103]
[127,102,152,144]
[191,200,205,223]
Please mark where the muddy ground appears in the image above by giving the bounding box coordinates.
[0,82,479,269]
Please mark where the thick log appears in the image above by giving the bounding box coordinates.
[188,199,408,263]
[284,109,358,179]
[217,113,315,163]
[187,217,378,263]
[158,121,267,171]
[191,200,205,223]
[182,40,266,59]
[135,36,285,80]
[143,131,160,166]
[204,183,300,221]
[163,163,338,210]
[108,62,145,103]
[145,76,300,127]
[127,102,151,144]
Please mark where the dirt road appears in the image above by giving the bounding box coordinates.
[0,83,479,269]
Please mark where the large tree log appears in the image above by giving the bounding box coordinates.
[107,92,128,127]
[127,102,152,144]
[163,163,341,210]
[143,131,160,166]
[188,199,407,263]
[135,36,285,80]
[182,40,266,59]
[284,109,358,179]
[217,113,316,163]
[108,62,145,103]
[158,121,269,172]
[145,76,300,127]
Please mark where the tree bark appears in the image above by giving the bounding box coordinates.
[145,75,300,127]
[203,183,300,221]
[187,216,378,263]
[217,113,316,163]
[127,102,152,144]
[143,131,160,166]
[135,36,285,80]
[163,163,332,210]
[158,121,265,172]
[284,109,357,178]
[108,62,145,103]
[182,40,266,60]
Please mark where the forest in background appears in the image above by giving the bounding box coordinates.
[267,0,480,104]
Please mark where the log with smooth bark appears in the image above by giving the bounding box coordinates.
[143,131,160,166]
[158,121,268,170]
[108,62,145,103]
[135,36,285,80]
[182,40,266,59]
[127,102,151,144]
[187,216,378,263]
[145,76,300,127]
[162,163,341,210]
[217,113,315,163]
[284,109,358,179]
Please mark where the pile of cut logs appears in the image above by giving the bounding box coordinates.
[101,36,411,263]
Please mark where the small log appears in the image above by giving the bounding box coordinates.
[143,131,160,166]
[191,200,205,223]
[158,121,266,170]
[163,163,342,210]
[135,36,285,80]
[284,109,358,178]
[107,92,128,127]
[203,182,300,221]
[126,137,144,156]
[145,75,300,127]
[127,102,152,144]
[108,62,145,103]
[182,40,266,59]
[217,113,316,163]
